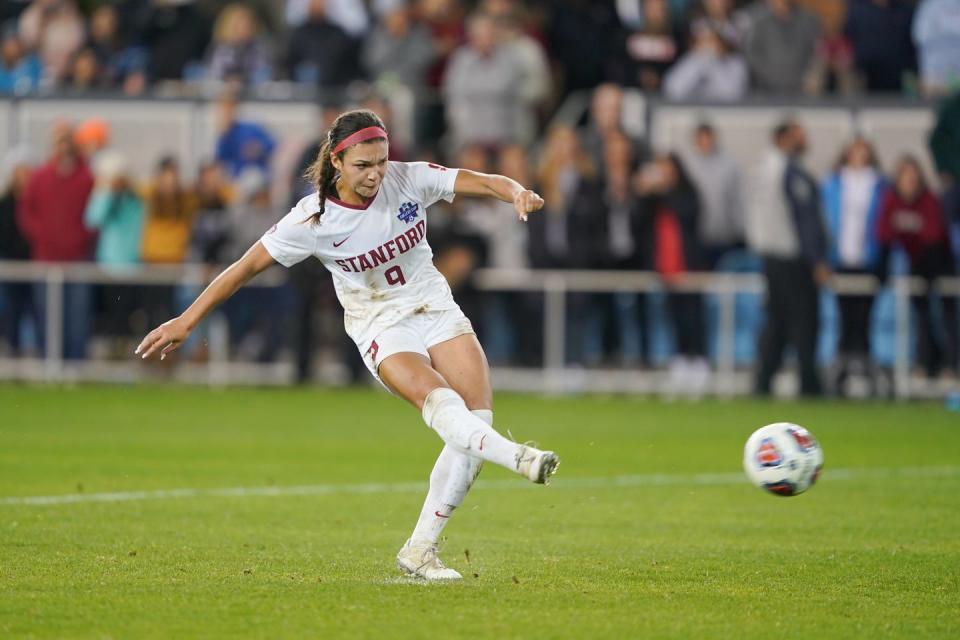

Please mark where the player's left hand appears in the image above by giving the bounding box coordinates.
[513,189,544,222]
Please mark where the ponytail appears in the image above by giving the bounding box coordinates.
[304,136,337,225]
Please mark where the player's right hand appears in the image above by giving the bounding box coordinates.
[513,189,544,222]
[135,317,191,361]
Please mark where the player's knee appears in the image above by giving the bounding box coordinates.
[460,391,492,412]
[422,386,462,424]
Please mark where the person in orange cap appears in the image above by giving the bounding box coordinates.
[74,119,111,159]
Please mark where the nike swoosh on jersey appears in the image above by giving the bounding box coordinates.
[332,235,352,247]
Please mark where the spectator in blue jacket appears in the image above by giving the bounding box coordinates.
[214,93,276,179]
[0,27,42,95]
[822,138,887,394]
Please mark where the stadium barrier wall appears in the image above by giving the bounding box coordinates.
[1,94,938,190]
[0,260,952,399]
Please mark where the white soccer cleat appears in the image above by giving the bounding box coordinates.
[396,539,462,581]
[515,445,560,484]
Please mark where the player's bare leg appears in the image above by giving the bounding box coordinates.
[427,332,493,412]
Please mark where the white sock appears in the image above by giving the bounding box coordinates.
[422,388,521,471]
[440,409,488,507]
[409,409,489,546]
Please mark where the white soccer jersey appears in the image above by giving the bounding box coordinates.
[260,161,461,348]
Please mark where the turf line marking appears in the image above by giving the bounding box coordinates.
[2,466,957,507]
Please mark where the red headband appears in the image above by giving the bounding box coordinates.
[332,126,389,155]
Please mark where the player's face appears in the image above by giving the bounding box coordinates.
[334,140,389,199]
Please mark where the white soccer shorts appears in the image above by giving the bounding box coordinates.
[359,307,476,386]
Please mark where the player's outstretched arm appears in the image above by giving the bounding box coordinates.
[453,169,544,221]
[135,242,277,360]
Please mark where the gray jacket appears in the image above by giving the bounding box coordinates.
[442,44,525,148]
[362,23,436,91]
[682,147,745,247]
[744,6,820,94]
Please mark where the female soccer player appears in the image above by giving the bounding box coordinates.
[135,109,559,581]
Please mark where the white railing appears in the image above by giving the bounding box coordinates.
[0,261,289,386]
[473,269,941,399]
[0,260,953,398]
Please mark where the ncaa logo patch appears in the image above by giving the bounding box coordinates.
[755,438,783,467]
[397,202,419,224]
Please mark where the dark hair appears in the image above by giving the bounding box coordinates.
[157,155,179,173]
[305,109,387,224]
[694,122,715,137]
[664,152,696,194]
[773,123,792,143]
[772,115,803,144]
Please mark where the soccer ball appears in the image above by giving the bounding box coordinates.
[743,423,823,496]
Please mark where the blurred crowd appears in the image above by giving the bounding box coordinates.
[0,0,958,105]
[2,0,960,397]
[3,84,960,396]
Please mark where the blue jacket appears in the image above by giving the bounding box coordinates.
[822,172,886,268]
[215,121,276,178]
[0,55,42,95]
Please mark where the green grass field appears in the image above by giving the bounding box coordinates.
[1,386,958,639]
